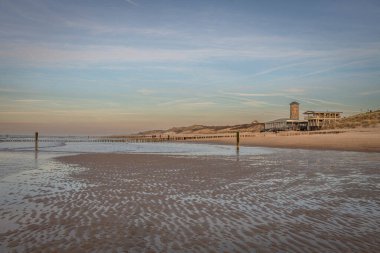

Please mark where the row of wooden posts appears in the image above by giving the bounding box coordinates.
[24,129,346,151]
[33,131,241,151]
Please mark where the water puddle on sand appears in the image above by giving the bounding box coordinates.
[0,145,379,252]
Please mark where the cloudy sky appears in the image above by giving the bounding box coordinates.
[1,0,379,134]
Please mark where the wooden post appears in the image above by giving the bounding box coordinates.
[35,132,38,151]
[236,131,240,149]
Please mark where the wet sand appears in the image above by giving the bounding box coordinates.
[185,128,380,152]
[1,151,379,252]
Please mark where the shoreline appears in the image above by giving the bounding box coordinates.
[182,127,380,153]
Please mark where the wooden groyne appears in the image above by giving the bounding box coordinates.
[0,133,254,143]
[0,130,345,145]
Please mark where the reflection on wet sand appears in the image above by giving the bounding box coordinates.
[0,150,379,252]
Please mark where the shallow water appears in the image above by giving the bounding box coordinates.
[0,142,379,252]
[0,141,272,156]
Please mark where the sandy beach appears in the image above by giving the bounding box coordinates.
[184,127,380,152]
[1,150,379,252]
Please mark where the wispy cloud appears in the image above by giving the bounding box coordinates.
[221,92,285,97]
[360,89,380,96]
[0,44,221,64]
[14,99,49,103]
[299,58,375,77]
[1,38,380,68]
[64,20,176,36]
[158,98,195,106]
[285,88,305,94]
[282,96,319,106]
[249,61,306,77]
[283,96,355,108]
[241,100,271,107]
[223,91,356,109]
[0,42,356,66]
[137,88,155,95]
[125,0,138,6]
[306,98,348,106]
[0,88,38,94]
[180,102,216,107]
[0,109,141,116]
[158,98,216,108]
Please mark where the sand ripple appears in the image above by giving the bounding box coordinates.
[1,150,379,252]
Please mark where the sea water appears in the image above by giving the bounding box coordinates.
[0,141,272,179]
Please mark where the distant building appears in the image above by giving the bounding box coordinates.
[264,102,343,131]
[264,118,308,131]
[264,102,308,131]
[290,101,299,120]
[303,111,342,130]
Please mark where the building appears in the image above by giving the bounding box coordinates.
[264,118,308,131]
[264,102,308,131]
[303,111,342,130]
[290,101,299,120]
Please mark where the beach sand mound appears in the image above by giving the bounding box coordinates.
[334,110,380,129]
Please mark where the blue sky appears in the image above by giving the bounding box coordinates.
[1,0,379,134]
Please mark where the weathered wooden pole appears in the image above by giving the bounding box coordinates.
[35,132,39,151]
[236,131,240,149]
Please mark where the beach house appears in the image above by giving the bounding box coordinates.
[264,102,308,131]
[303,111,342,130]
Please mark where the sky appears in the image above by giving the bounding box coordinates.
[0,0,379,134]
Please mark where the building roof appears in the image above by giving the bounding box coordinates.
[303,110,342,114]
[265,118,307,123]
[266,118,289,123]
